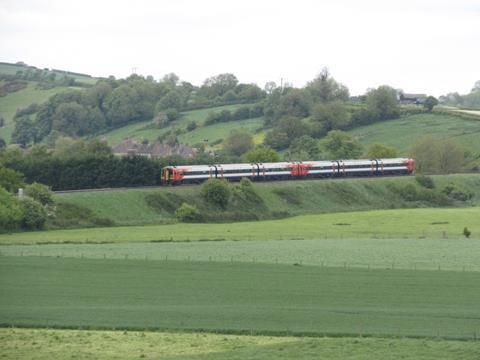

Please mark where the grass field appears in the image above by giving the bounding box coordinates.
[2,207,476,244]
[1,328,478,360]
[49,174,480,228]
[0,82,69,141]
[1,256,479,338]
[348,113,480,154]
[0,63,96,85]
[101,104,252,146]
[3,235,479,271]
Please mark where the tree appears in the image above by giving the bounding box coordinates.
[423,96,438,112]
[364,143,397,158]
[366,85,400,121]
[411,137,464,174]
[306,67,349,102]
[0,137,6,149]
[277,89,312,118]
[0,114,4,128]
[0,166,25,193]
[223,129,253,156]
[311,101,351,133]
[201,73,239,98]
[243,146,280,163]
[0,186,23,232]
[286,135,321,160]
[201,179,231,209]
[322,130,363,159]
[156,90,183,111]
[19,197,47,230]
[11,116,37,146]
[25,182,54,206]
[52,102,89,136]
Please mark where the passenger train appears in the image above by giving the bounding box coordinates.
[161,158,415,185]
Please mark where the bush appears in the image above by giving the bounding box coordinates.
[0,166,24,193]
[175,203,199,222]
[442,184,473,201]
[201,179,231,209]
[186,121,197,131]
[415,175,435,189]
[25,182,54,206]
[19,197,47,230]
[463,227,471,238]
[236,178,263,204]
[0,187,23,232]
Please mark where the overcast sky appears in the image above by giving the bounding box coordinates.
[1,0,479,96]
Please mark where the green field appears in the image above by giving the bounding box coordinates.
[1,256,479,339]
[0,82,70,141]
[49,174,480,228]
[1,207,479,244]
[101,104,254,146]
[348,113,480,154]
[1,328,478,360]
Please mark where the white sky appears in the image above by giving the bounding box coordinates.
[1,0,479,96]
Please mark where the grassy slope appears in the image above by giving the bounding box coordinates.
[101,104,255,146]
[348,113,480,154]
[0,63,96,84]
[1,207,479,245]
[0,83,69,141]
[1,328,478,360]
[50,174,480,227]
[1,256,479,338]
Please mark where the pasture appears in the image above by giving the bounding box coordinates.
[1,256,480,339]
[0,83,69,141]
[1,328,478,360]
[1,207,478,245]
[348,113,480,154]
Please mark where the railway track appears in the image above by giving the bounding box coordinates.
[53,174,413,194]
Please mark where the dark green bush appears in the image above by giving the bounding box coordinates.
[442,184,473,201]
[25,182,54,206]
[201,179,231,209]
[415,174,435,189]
[19,197,47,230]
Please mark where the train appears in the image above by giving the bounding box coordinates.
[161,158,415,185]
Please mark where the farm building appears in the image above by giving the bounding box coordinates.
[399,93,427,104]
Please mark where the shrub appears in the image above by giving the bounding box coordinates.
[25,182,54,206]
[201,179,231,209]
[175,203,199,222]
[442,184,473,201]
[19,197,47,230]
[236,178,263,204]
[398,183,419,202]
[0,187,23,232]
[186,121,197,131]
[415,175,435,189]
[463,227,471,238]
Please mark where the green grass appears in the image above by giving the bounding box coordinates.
[1,256,479,338]
[3,235,480,271]
[101,104,250,146]
[0,82,70,142]
[1,206,479,244]
[1,328,479,360]
[49,174,480,228]
[348,113,480,154]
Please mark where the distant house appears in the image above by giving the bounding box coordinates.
[399,93,427,105]
[112,139,197,158]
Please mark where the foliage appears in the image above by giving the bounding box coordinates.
[311,101,351,135]
[25,182,54,206]
[423,96,438,112]
[0,186,23,232]
[243,146,280,163]
[223,129,253,156]
[412,137,464,174]
[18,197,47,230]
[264,116,310,150]
[366,85,400,121]
[201,179,231,209]
[285,135,321,161]
[364,143,397,158]
[463,227,471,238]
[322,130,362,159]
[0,166,24,193]
[175,203,199,222]
[442,184,473,201]
[0,137,5,149]
[415,174,435,189]
[305,67,350,102]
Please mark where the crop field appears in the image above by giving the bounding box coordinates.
[0,82,69,141]
[1,256,480,339]
[1,328,479,360]
[3,235,480,271]
[348,113,480,154]
[101,103,251,146]
[1,207,478,245]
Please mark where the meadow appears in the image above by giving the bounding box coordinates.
[1,328,478,360]
[0,82,70,141]
[348,113,480,154]
[1,256,479,339]
[1,207,478,244]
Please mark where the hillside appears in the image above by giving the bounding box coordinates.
[347,112,480,154]
[48,174,480,229]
